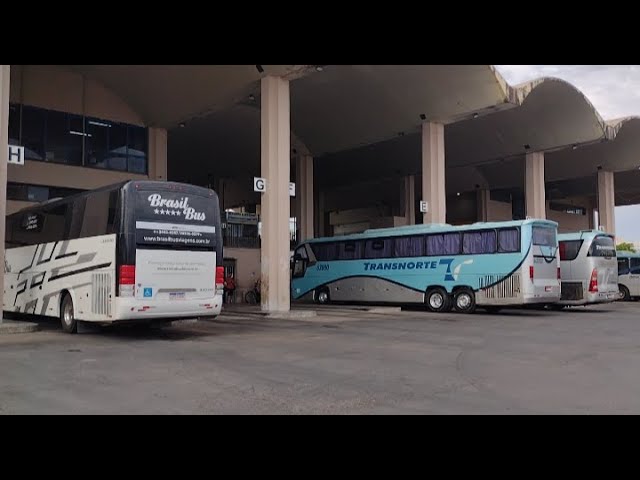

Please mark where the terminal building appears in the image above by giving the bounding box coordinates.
[2,65,640,313]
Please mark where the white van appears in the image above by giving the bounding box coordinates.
[557,231,619,307]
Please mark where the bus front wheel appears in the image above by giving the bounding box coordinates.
[453,288,476,314]
[620,285,631,302]
[425,287,451,313]
[315,288,330,305]
[60,292,77,334]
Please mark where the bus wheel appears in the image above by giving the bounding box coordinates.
[60,292,77,334]
[620,285,631,302]
[453,288,476,314]
[425,288,451,313]
[315,288,330,305]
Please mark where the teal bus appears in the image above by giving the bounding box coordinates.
[290,219,561,313]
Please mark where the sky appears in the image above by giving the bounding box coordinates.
[494,65,640,242]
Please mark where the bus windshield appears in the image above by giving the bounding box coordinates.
[588,235,616,258]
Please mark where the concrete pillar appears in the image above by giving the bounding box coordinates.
[597,170,615,235]
[525,152,546,219]
[295,154,314,241]
[317,190,326,237]
[477,189,489,222]
[148,127,167,181]
[0,66,9,324]
[403,175,415,225]
[421,122,446,224]
[260,76,290,313]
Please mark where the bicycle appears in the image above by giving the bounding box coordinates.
[244,280,261,305]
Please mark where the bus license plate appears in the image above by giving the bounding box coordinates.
[169,292,186,300]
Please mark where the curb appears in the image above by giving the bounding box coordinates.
[0,320,39,335]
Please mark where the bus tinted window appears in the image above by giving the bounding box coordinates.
[631,258,640,275]
[533,226,556,246]
[618,258,630,275]
[588,235,616,258]
[337,241,362,260]
[41,204,69,243]
[311,243,338,261]
[364,238,392,259]
[394,236,425,258]
[498,228,520,253]
[80,189,118,238]
[12,212,45,246]
[559,240,583,261]
[463,230,497,255]
[427,233,460,256]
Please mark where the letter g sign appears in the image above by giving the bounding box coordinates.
[253,177,267,193]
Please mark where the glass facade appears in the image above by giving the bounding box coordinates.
[8,103,148,174]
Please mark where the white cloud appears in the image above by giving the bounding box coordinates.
[495,65,640,119]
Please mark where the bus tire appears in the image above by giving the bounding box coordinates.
[453,288,476,314]
[620,285,631,302]
[60,292,77,334]
[425,287,451,313]
[315,288,330,305]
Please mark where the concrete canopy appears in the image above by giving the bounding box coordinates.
[64,65,316,127]
[60,65,640,206]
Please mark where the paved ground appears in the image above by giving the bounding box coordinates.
[2,302,640,414]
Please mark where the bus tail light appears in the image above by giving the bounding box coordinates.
[119,264,135,297]
[557,267,562,280]
[215,267,225,292]
[529,266,534,281]
[589,268,598,293]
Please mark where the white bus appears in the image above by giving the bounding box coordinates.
[617,251,640,301]
[3,181,224,333]
[556,231,619,307]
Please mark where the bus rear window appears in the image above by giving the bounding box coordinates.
[559,240,582,261]
[532,226,556,247]
[588,235,616,258]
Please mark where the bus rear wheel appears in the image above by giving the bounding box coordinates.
[60,292,77,334]
[425,287,451,313]
[620,285,631,302]
[315,288,330,305]
[453,288,476,314]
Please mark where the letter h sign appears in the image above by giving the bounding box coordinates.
[8,145,25,166]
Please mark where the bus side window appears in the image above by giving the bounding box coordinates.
[498,228,520,253]
[13,212,45,246]
[462,230,497,255]
[67,197,86,239]
[311,243,338,262]
[338,241,362,260]
[618,258,630,275]
[41,204,70,244]
[427,233,460,256]
[630,258,640,275]
[394,236,424,258]
[365,238,392,259]
[80,190,112,238]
